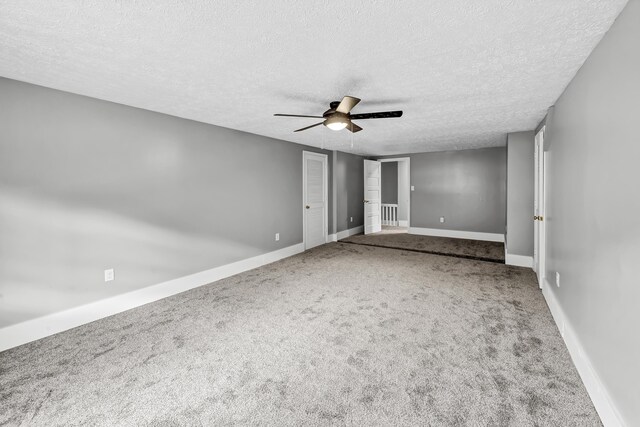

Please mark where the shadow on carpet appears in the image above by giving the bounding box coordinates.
[340,232,505,263]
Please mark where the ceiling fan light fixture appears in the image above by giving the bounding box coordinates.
[274,96,402,134]
[324,114,349,131]
[326,121,348,131]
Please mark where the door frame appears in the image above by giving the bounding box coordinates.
[533,126,546,288]
[302,151,328,250]
[378,157,411,227]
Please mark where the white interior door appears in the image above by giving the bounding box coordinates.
[364,160,382,234]
[533,127,546,287]
[303,151,327,250]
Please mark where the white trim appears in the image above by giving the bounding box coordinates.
[302,151,328,250]
[505,252,534,268]
[542,280,625,427]
[336,225,364,240]
[327,233,337,242]
[0,243,304,352]
[534,126,547,288]
[398,220,409,227]
[409,227,504,242]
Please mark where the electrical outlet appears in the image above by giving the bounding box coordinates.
[104,268,115,282]
[275,233,279,241]
[350,217,353,223]
[440,216,445,223]
[410,185,415,191]
[556,272,560,288]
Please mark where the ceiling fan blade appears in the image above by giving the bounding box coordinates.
[294,122,324,132]
[336,96,361,114]
[274,114,324,118]
[350,110,403,120]
[346,122,363,133]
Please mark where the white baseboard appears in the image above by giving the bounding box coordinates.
[336,225,364,240]
[327,233,337,242]
[542,280,625,427]
[0,242,305,352]
[505,252,533,268]
[398,220,409,227]
[408,227,504,243]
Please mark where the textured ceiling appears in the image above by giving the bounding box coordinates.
[0,1,627,155]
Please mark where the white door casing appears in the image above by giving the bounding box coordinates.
[533,127,546,287]
[364,159,382,234]
[379,157,411,227]
[303,151,328,250]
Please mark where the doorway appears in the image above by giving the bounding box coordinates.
[303,151,328,250]
[363,158,410,235]
[379,158,410,234]
[533,127,546,287]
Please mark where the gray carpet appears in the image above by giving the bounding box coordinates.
[341,230,506,263]
[0,243,599,426]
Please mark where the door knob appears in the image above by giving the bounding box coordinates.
[305,205,310,209]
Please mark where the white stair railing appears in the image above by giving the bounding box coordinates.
[381,203,399,226]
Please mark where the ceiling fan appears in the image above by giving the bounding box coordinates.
[274,96,403,133]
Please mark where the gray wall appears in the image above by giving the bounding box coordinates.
[0,77,336,327]
[405,148,507,234]
[381,162,398,204]
[335,151,364,232]
[541,1,640,424]
[506,132,534,256]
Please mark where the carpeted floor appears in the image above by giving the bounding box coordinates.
[0,243,599,426]
[340,229,505,263]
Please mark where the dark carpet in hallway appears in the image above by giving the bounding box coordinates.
[340,231,505,263]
